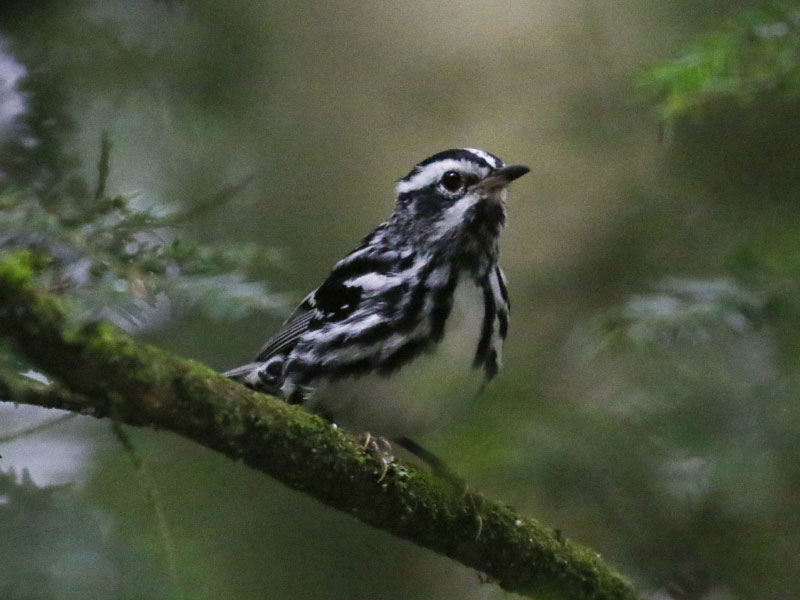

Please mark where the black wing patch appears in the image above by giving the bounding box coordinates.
[313,277,362,322]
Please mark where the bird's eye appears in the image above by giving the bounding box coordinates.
[440,171,463,192]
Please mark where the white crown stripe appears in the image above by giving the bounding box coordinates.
[464,148,502,169]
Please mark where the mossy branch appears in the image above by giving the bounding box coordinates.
[0,250,640,600]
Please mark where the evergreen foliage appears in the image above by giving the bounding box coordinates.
[0,185,284,332]
[0,4,283,333]
[640,4,800,119]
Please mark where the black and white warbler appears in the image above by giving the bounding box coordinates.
[225,148,528,468]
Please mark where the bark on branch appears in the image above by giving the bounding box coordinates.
[0,250,640,600]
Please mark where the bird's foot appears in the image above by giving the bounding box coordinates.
[360,432,395,482]
[464,487,486,540]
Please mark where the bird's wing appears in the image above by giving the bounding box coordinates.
[253,258,368,362]
[253,225,395,363]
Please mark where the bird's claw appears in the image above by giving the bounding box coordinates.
[360,432,395,482]
[464,487,486,539]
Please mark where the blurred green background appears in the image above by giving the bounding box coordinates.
[2,1,800,599]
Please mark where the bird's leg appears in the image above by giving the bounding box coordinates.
[394,436,465,489]
[394,438,483,535]
[360,432,394,482]
[395,437,484,540]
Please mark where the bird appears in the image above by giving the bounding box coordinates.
[225,148,528,473]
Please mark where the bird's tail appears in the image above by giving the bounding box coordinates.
[222,362,261,379]
[223,361,283,397]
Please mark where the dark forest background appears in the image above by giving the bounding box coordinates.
[2,2,800,599]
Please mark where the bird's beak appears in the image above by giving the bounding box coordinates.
[476,165,530,191]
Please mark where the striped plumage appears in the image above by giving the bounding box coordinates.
[226,148,528,445]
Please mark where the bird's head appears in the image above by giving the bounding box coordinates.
[392,149,528,252]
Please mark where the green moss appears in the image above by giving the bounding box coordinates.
[0,250,38,289]
[82,321,120,353]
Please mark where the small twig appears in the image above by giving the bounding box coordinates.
[111,422,184,600]
[0,412,76,444]
[162,173,257,225]
[94,131,112,202]
[0,374,92,416]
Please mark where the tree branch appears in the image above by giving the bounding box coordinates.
[0,250,640,600]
